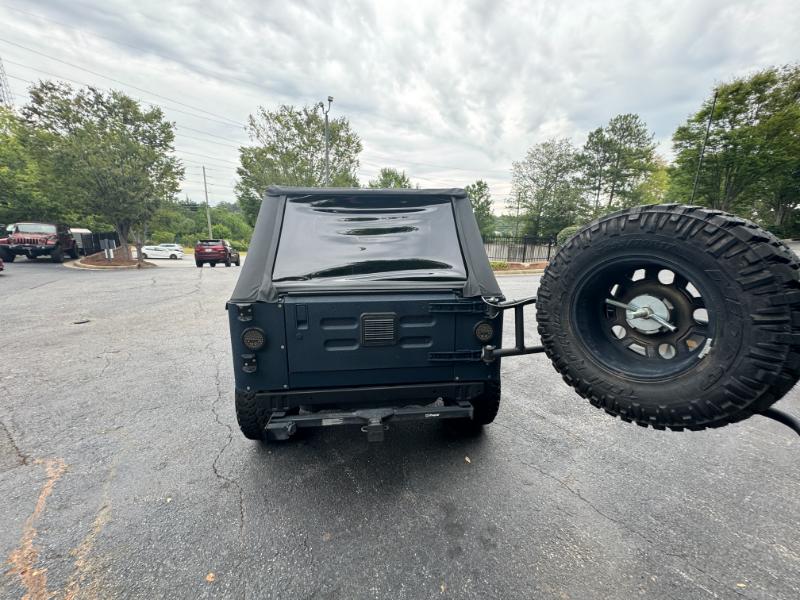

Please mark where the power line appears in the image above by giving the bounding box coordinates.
[0,37,244,127]
[177,124,246,145]
[4,63,246,129]
[4,45,510,189]
[174,148,239,166]
[175,131,242,150]
[2,2,517,177]
[0,2,283,103]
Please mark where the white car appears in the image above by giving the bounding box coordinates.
[157,244,184,253]
[140,245,184,260]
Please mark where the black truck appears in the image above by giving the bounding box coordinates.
[227,187,800,442]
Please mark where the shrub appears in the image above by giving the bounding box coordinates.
[490,260,509,270]
[556,225,582,246]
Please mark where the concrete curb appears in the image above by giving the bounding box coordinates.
[493,269,545,276]
[64,258,156,270]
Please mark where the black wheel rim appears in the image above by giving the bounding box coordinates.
[571,257,715,380]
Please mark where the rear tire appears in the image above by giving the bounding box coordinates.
[451,382,501,434]
[536,204,800,430]
[50,248,64,263]
[470,381,501,425]
[196,261,202,268]
[235,259,241,266]
[235,390,268,441]
[210,262,217,267]
[68,246,79,259]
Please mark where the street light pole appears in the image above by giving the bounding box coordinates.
[320,96,333,185]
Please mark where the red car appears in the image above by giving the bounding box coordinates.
[194,239,240,268]
[0,222,79,263]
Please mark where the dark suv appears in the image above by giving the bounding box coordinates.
[0,222,79,263]
[194,239,240,268]
[227,186,800,443]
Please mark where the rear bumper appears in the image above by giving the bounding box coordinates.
[245,381,487,411]
[196,251,227,260]
[4,244,54,256]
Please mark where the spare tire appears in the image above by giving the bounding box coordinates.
[536,205,800,430]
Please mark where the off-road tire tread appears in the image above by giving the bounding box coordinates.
[235,390,271,440]
[536,204,800,430]
[471,381,501,425]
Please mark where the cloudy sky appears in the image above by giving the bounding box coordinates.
[2,0,798,211]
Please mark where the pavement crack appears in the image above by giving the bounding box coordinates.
[0,419,29,466]
[210,357,245,540]
[520,458,687,561]
[28,279,57,290]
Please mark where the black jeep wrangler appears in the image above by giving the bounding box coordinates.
[228,187,800,442]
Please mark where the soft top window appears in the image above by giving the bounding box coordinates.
[272,195,467,283]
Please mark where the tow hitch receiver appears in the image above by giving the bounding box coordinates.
[265,401,473,442]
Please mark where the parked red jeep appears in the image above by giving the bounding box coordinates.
[194,239,240,268]
[0,222,79,263]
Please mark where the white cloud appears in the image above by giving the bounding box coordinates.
[2,0,798,208]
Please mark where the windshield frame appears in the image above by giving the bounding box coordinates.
[13,223,57,235]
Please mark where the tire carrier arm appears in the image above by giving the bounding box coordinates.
[481,296,545,362]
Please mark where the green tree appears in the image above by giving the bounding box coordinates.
[464,179,495,237]
[149,200,253,250]
[368,167,413,189]
[0,108,46,223]
[671,65,800,233]
[632,157,670,205]
[512,138,585,238]
[21,81,183,259]
[578,114,657,213]
[236,104,362,225]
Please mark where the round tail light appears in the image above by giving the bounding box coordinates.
[242,327,266,350]
[474,321,494,343]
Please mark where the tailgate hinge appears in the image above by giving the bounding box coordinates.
[233,303,254,322]
[428,349,483,362]
[428,301,486,314]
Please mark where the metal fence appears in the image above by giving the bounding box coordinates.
[483,235,555,263]
[77,232,120,256]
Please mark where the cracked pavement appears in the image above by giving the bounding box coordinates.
[1,259,799,599]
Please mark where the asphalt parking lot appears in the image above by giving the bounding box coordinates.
[1,258,798,599]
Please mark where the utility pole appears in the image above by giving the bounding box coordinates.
[202,165,213,238]
[319,96,333,185]
[690,89,718,204]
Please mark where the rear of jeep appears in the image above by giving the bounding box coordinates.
[228,187,504,442]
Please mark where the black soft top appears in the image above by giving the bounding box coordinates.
[230,186,501,302]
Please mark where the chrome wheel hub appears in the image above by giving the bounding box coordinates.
[625,294,671,334]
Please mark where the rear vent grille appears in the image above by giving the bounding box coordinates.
[361,313,397,346]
